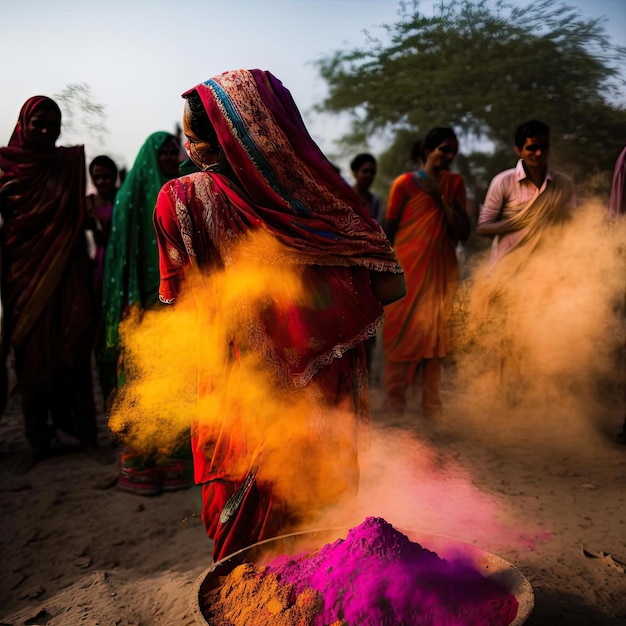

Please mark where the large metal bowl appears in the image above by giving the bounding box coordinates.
[191,527,534,625]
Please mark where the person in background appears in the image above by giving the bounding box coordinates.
[350,153,383,378]
[85,155,119,408]
[0,96,98,468]
[382,128,470,420]
[86,155,118,273]
[350,153,382,223]
[608,145,625,219]
[476,120,575,266]
[152,69,405,561]
[608,145,626,444]
[100,131,188,495]
[475,120,576,405]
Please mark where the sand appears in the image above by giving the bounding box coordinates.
[0,351,625,626]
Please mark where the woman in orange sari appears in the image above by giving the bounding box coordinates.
[383,128,470,419]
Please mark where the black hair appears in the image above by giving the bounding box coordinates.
[350,153,376,172]
[411,140,424,165]
[183,91,219,146]
[419,127,458,160]
[514,120,550,148]
[89,155,118,178]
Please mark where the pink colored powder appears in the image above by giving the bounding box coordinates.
[262,517,519,625]
[202,517,520,625]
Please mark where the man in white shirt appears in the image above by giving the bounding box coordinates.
[477,120,575,266]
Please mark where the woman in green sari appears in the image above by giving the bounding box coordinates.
[101,132,180,381]
[100,131,187,495]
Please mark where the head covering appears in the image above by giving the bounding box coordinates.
[101,131,179,359]
[183,69,400,273]
[156,70,401,387]
[7,95,62,148]
[0,96,63,181]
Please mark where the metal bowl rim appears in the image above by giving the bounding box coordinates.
[190,526,535,626]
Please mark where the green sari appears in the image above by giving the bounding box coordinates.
[101,132,177,365]
[100,132,190,490]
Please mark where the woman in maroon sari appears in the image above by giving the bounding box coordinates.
[151,69,405,562]
[0,96,97,466]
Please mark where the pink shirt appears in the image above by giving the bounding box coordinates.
[479,159,557,225]
[479,159,575,264]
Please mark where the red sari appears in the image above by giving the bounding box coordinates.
[153,69,401,562]
[155,172,385,561]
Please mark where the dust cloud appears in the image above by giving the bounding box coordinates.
[108,231,365,521]
[449,200,625,452]
[107,203,624,548]
[314,201,624,553]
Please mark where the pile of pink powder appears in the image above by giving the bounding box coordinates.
[203,516,520,625]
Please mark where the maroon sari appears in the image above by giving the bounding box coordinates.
[0,96,97,455]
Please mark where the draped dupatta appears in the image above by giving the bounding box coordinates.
[185,70,402,272]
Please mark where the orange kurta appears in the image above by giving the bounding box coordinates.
[383,170,466,363]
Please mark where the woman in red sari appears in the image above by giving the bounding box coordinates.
[382,128,470,419]
[0,96,97,466]
[152,69,405,562]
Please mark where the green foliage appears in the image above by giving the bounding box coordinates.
[315,0,626,198]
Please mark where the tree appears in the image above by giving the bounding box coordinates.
[53,82,108,147]
[315,0,626,199]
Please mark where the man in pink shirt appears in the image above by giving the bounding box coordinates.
[477,120,575,266]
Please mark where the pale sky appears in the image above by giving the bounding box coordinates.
[1,0,624,172]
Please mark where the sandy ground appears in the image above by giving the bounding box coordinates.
[0,341,624,626]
